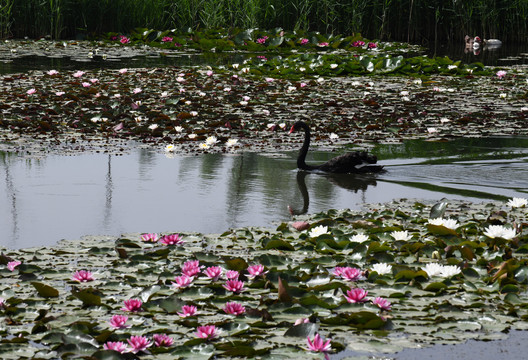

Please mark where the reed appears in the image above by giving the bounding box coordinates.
[5,0,528,44]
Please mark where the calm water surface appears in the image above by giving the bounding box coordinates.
[1,137,527,249]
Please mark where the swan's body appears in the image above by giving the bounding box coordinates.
[289,121,384,174]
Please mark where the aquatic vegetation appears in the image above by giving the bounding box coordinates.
[0,198,527,358]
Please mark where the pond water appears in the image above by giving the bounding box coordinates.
[1,137,527,249]
[1,41,528,75]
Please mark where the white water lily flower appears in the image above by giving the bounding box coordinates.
[205,136,218,146]
[309,225,329,238]
[422,263,444,277]
[175,126,184,133]
[499,93,507,98]
[428,218,458,230]
[484,225,516,240]
[188,134,197,139]
[372,263,392,275]
[440,117,451,123]
[447,65,457,70]
[330,63,338,69]
[350,234,369,243]
[413,79,422,85]
[508,197,527,208]
[199,143,210,149]
[439,265,461,278]
[165,144,175,152]
[427,218,444,226]
[442,219,459,230]
[400,91,409,96]
[226,139,238,147]
[329,133,339,140]
[148,124,158,130]
[391,230,413,241]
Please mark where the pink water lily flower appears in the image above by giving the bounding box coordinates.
[225,270,240,280]
[372,297,392,311]
[178,304,197,317]
[204,266,223,281]
[122,298,142,312]
[300,38,309,45]
[344,288,368,303]
[181,260,201,277]
[496,70,507,79]
[7,260,21,271]
[161,36,173,43]
[153,333,174,347]
[26,88,37,95]
[120,36,130,44]
[103,341,127,353]
[196,325,219,339]
[247,264,267,279]
[47,69,59,75]
[72,70,85,78]
[223,279,245,293]
[334,267,363,282]
[307,333,332,354]
[127,335,152,353]
[109,314,129,329]
[160,234,184,245]
[172,274,193,288]
[141,233,158,242]
[72,270,94,282]
[294,318,310,326]
[82,82,91,87]
[223,301,246,315]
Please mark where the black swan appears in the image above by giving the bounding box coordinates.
[289,121,384,174]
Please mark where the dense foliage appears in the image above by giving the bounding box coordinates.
[2,0,528,44]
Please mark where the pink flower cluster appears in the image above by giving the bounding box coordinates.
[256,36,268,44]
[140,232,184,245]
[119,35,130,44]
[343,288,392,311]
[223,301,246,315]
[161,36,173,43]
[333,266,364,281]
[300,38,309,45]
[247,264,267,279]
[352,40,365,47]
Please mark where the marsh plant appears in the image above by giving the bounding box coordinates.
[4,0,528,43]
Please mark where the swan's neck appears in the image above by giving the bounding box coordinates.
[297,124,313,170]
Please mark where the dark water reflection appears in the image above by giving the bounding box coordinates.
[1,137,527,249]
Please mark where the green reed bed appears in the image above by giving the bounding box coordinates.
[3,0,528,44]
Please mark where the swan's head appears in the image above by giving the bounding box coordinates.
[289,121,307,134]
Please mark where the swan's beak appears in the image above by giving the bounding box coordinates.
[289,125,295,134]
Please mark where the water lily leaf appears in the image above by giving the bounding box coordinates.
[71,287,102,306]
[31,282,59,298]
[152,293,185,313]
[91,350,131,360]
[262,238,295,251]
[284,322,318,337]
[223,257,249,271]
[138,285,161,303]
[427,224,457,236]
[424,282,447,293]
[500,284,519,294]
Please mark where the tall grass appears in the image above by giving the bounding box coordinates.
[5,0,528,44]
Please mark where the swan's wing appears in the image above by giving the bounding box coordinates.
[318,152,380,173]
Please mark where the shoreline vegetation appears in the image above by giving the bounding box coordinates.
[2,0,528,44]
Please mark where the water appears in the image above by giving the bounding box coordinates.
[1,137,527,249]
